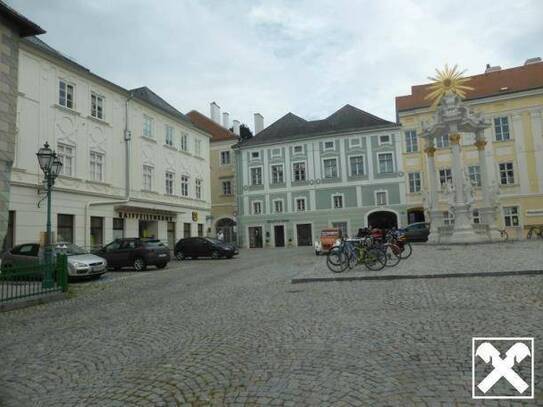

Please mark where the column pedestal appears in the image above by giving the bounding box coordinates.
[479,206,501,241]
[428,209,443,243]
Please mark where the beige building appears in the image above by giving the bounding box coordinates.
[187,107,238,243]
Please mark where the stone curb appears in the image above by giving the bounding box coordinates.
[291,269,543,284]
[0,292,68,312]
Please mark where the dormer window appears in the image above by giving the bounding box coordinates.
[379,135,392,145]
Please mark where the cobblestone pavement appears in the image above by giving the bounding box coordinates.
[297,240,543,281]
[0,247,542,406]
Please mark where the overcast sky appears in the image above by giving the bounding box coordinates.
[10,0,543,131]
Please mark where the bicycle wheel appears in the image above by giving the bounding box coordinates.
[326,247,348,273]
[364,247,387,271]
[384,243,401,267]
[399,241,412,259]
[501,230,509,241]
[527,227,536,240]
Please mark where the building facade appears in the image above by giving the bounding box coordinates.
[396,59,543,239]
[187,108,238,243]
[0,3,44,251]
[235,105,408,248]
[8,36,211,250]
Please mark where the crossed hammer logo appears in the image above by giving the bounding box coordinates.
[475,342,531,394]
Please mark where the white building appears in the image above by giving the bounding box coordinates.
[7,37,211,250]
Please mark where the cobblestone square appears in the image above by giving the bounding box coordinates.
[1,244,542,406]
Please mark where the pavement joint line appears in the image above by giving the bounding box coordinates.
[291,269,543,284]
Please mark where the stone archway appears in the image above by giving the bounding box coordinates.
[367,210,398,229]
[215,218,237,243]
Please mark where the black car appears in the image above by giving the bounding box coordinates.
[94,238,170,271]
[175,237,238,260]
[402,222,430,242]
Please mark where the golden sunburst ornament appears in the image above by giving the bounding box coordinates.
[424,64,474,108]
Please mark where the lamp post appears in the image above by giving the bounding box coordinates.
[36,142,62,288]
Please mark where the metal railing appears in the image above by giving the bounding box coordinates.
[0,254,68,303]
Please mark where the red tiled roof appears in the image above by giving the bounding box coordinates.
[396,61,543,113]
[186,110,238,142]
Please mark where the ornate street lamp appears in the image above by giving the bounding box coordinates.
[36,142,63,288]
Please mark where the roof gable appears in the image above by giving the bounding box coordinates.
[240,104,397,147]
[187,110,238,142]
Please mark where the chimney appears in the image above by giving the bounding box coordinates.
[254,113,264,135]
[210,101,221,124]
[233,119,240,136]
[222,112,230,128]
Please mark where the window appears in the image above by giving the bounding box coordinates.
[143,115,153,138]
[165,125,174,146]
[57,143,74,177]
[90,92,104,119]
[333,195,344,209]
[198,224,204,237]
[59,80,74,109]
[113,218,124,240]
[379,135,391,145]
[375,191,387,205]
[468,165,481,186]
[378,153,394,174]
[405,130,418,153]
[435,134,449,148]
[181,175,189,197]
[57,214,74,243]
[271,164,284,184]
[295,198,306,212]
[439,168,452,188]
[350,138,361,148]
[408,172,421,193]
[443,211,455,225]
[472,209,480,224]
[349,155,365,176]
[274,200,283,213]
[494,117,510,141]
[293,145,303,154]
[323,141,334,151]
[503,206,519,227]
[251,151,260,159]
[195,139,201,156]
[220,150,231,165]
[250,167,262,185]
[252,201,262,215]
[332,222,348,237]
[181,133,188,152]
[323,158,338,179]
[293,162,306,182]
[271,148,281,157]
[89,151,104,181]
[165,172,174,195]
[222,180,232,196]
[499,162,515,185]
[143,165,153,190]
[195,179,202,199]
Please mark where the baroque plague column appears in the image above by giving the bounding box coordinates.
[422,65,499,243]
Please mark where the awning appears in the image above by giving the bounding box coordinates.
[114,205,181,222]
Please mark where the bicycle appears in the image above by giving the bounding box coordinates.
[326,237,387,273]
[498,229,509,241]
[527,225,543,240]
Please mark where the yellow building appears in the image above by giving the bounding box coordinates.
[396,59,543,239]
[187,109,239,243]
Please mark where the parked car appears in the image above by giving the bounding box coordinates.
[175,237,238,260]
[401,222,430,242]
[0,242,107,280]
[94,238,170,271]
[314,228,343,255]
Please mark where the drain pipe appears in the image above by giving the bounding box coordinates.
[84,92,133,249]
